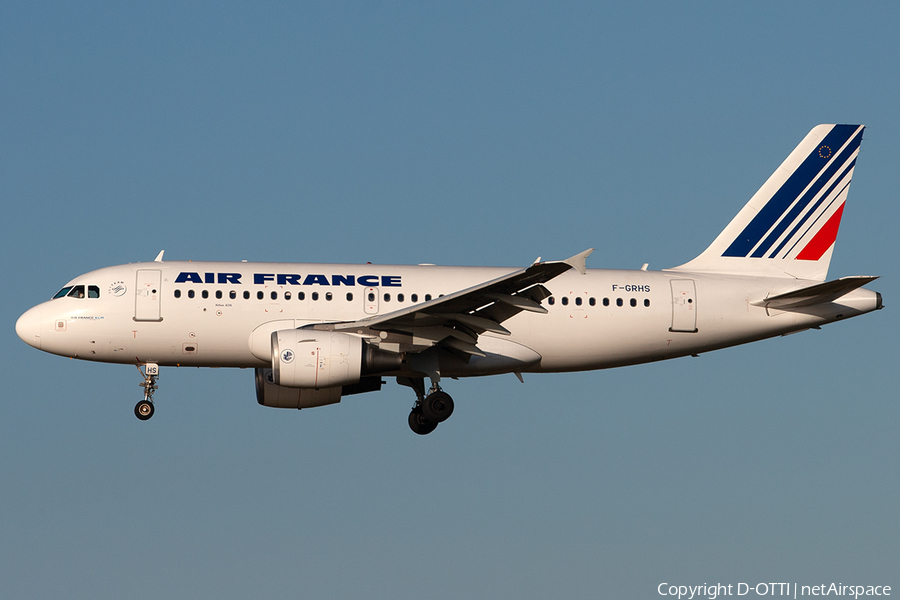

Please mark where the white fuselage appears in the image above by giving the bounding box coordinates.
[16,260,881,378]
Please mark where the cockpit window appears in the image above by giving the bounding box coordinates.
[53,284,100,299]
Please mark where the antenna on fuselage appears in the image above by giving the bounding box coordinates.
[154,250,165,262]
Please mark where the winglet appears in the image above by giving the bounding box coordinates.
[563,248,594,275]
[154,250,165,262]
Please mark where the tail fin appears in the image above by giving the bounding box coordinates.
[670,124,865,281]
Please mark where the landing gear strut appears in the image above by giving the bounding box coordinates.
[399,377,455,435]
[135,363,158,421]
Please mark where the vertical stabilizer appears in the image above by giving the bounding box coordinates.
[670,124,865,281]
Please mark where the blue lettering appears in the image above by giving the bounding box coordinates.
[303,274,330,286]
[277,274,302,285]
[176,271,401,286]
[331,274,355,286]
[175,272,203,284]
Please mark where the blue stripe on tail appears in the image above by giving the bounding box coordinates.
[722,125,861,258]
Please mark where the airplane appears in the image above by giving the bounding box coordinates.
[16,124,882,434]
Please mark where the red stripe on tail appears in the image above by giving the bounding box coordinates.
[796,203,845,261]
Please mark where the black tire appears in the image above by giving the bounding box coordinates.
[408,407,438,435]
[422,391,454,423]
[135,400,154,421]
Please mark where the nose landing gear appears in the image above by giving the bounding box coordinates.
[134,363,158,421]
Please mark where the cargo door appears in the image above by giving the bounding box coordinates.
[135,269,162,322]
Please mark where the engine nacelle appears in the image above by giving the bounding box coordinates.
[271,329,402,389]
[273,330,362,388]
[255,368,343,409]
[256,368,388,409]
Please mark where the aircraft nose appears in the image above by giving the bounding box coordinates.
[16,306,42,349]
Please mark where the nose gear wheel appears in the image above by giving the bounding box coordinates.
[134,363,158,421]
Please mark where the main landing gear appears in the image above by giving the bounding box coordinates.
[400,377,455,435]
[134,363,158,421]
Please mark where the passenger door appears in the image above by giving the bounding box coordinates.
[669,279,697,333]
[134,269,162,322]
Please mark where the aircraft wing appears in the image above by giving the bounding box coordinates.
[751,276,879,309]
[319,249,593,356]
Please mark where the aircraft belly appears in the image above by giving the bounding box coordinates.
[440,336,542,377]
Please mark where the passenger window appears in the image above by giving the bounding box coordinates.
[88,286,100,298]
[202,290,209,299]
[411,294,418,303]
[216,290,223,299]
[589,297,596,306]
[346,292,353,301]
[312,292,319,301]
[616,298,623,307]
[271,291,277,300]
[398,293,405,302]
[230,291,237,300]
[243,291,249,300]
[67,285,86,299]
[603,298,610,306]
[561,297,569,306]
[644,299,650,307]
[188,290,195,299]
[298,292,305,301]
[575,297,582,306]
[630,298,637,307]
[425,294,432,301]
[174,289,182,299]
[326,292,333,301]
[257,291,264,300]
[548,297,555,306]
[384,293,391,302]
[284,291,292,300]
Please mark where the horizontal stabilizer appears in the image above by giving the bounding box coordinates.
[751,276,879,309]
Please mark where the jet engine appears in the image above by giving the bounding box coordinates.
[255,368,387,409]
[270,329,401,389]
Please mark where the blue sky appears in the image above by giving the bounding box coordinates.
[2,3,898,598]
